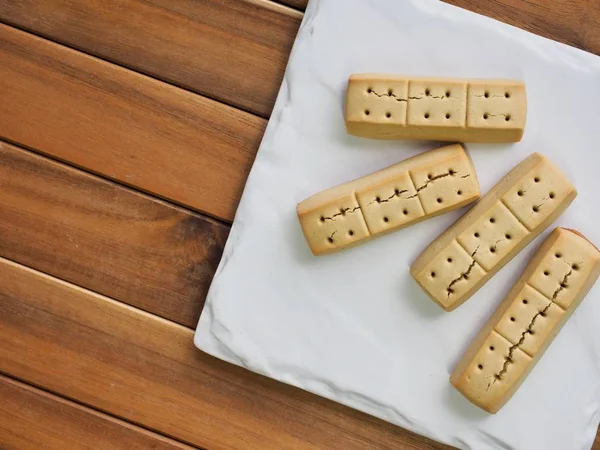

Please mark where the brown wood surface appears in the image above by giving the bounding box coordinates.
[0,0,302,118]
[0,23,262,222]
[0,141,228,327]
[0,0,599,448]
[0,375,194,450]
[0,258,451,450]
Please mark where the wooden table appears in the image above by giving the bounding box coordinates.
[0,1,598,448]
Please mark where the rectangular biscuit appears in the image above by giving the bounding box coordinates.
[345,74,527,143]
[450,228,600,413]
[410,153,576,310]
[297,144,480,255]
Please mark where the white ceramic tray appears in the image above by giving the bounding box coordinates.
[195,1,600,448]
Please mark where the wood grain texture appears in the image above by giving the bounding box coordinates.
[0,1,598,449]
[0,259,451,450]
[0,141,228,328]
[0,23,263,222]
[272,0,600,54]
[0,0,302,118]
[0,375,194,450]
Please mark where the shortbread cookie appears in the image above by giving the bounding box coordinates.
[451,228,600,413]
[411,153,576,310]
[345,74,526,142]
[297,144,480,255]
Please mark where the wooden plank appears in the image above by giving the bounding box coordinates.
[0,141,228,328]
[274,0,599,54]
[0,0,302,118]
[0,24,263,222]
[0,258,452,450]
[0,375,195,450]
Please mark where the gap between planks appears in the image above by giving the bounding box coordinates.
[0,18,272,121]
[0,139,229,328]
[0,137,233,228]
[247,0,304,16]
[0,0,304,119]
[0,255,453,449]
[273,0,307,11]
[0,372,200,450]
[0,23,263,222]
[0,255,196,333]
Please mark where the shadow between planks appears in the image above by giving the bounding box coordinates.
[0,0,303,118]
[0,140,228,328]
[0,374,196,450]
[0,258,452,450]
[274,0,308,11]
[0,23,262,223]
